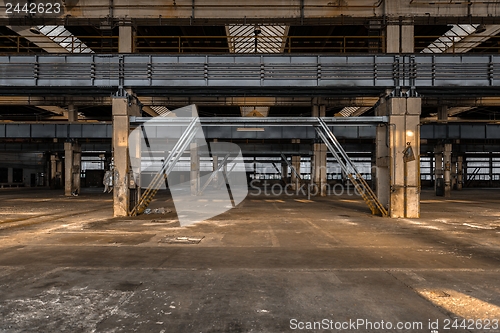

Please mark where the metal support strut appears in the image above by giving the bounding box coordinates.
[315,118,388,217]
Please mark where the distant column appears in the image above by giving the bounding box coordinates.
[73,143,81,194]
[64,142,74,196]
[291,139,301,191]
[281,162,288,183]
[212,139,218,188]
[385,21,414,53]
[444,143,452,197]
[434,145,443,194]
[312,103,327,196]
[68,104,78,122]
[119,25,135,53]
[457,155,463,190]
[190,142,200,195]
[50,155,57,189]
[7,167,13,183]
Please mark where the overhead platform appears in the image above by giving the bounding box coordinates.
[0,54,498,96]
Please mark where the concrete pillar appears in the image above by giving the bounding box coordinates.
[50,155,57,189]
[434,145,443,193]
[281,162,288,183]
[64,142,74,196]
[438,106,448,122]
[73,144,81,194]
[375,97,421,218]
[56,159,63,188]
[371,152,377,190]
[129,129,142,203]
[489,152,493,187]
[291,139,301,190]
[385,23,414,53]
[112,95,140,217]
[457,155,463,190]
[313,143,327,196]
[443,143,452,197]
[312,103,327,196]
[212,139,218,188]
[68,104,78,123]
[253,157,257,180]
[190,142,200,195]
[451,156,457,190]
[119,25,135,53]
[6,167,13,183]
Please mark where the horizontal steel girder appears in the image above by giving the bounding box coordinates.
[0,54,498,96]
[2,96,500,107]
[2,121,500,141]
[1,0,499,25]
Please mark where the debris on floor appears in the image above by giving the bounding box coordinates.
[158,236,204,244]
[144,208,172,215]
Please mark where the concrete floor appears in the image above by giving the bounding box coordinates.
[0,187,499,332]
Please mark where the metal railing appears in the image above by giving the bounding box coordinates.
[135,35,385,54]
[0,35,384,54]
[6,34,499,55]
[0,35,118,54]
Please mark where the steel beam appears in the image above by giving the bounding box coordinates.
[1,0,500,25]
[0,54,498,96]
[2,121,500,140]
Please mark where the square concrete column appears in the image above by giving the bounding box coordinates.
[64,141,80,196]
[438,106,448,122]
[68,104,78,123]
[451,156,457,190]
[112,95,140,217]
[129,128,142,202]
[312,103,327,196]
[291,139,301,190]
[50,155,57,189]
[119,25,135,53]
[7,167,13,183]
[190,142,200,195]
[434,145,443,193]
[376,97,421,218]
[385,23,414,53]
[457,155,463,190]
[313,143,327,196]
[212,139,218,188]
[281,162,288,183]
[64,142,73,196]
[443,143,452,197]
[73,144,81,194]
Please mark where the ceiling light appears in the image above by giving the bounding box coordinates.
[236,127,265,132]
